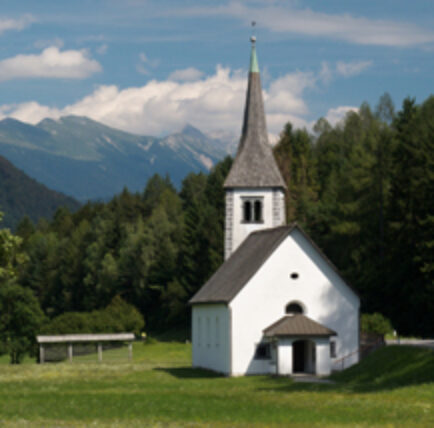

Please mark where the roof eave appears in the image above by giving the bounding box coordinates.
[223,183,287,190]
[264,332,337,338]
[188,299,228,306]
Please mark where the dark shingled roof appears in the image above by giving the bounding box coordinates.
[189,225,292,304]
[263,314,337,337]
[224,47,286,189]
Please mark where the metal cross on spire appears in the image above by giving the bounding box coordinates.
[251,21,256,43]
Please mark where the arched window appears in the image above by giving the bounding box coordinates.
[286,302,303,314]
[254,200,262,222]
[243,201,252,222]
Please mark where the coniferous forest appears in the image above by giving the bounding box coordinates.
[1,94,433,360]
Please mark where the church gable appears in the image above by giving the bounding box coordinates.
[229,224,359,312]
[190,223,358,307]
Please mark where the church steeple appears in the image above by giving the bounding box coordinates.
[224,36,286,190]
[224,36,286,260]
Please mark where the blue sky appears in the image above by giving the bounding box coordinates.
[0,0,433,138]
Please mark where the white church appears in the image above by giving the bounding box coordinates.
[189,38,360,377]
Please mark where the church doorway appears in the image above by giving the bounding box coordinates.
[292,340,315,374]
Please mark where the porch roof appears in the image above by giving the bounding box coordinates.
[263,314,337,338]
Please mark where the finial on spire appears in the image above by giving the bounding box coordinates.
[251,21,256,44]
[249,21,259,73]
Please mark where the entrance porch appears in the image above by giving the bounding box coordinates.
[263,314,337,376]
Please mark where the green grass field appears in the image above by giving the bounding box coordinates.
[0,341,433,427]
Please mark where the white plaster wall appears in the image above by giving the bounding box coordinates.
[316,338,331,376]
[227,189,275,258]
[229,227,360,375]
[277,338,293,375]
[191,304,230,375]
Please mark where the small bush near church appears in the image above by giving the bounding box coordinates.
[361,312,393,336]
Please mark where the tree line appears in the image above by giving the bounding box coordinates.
[0,94,433,362]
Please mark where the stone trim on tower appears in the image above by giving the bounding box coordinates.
[224,190,234,260]
[272,189,286,227]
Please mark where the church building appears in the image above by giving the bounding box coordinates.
[189,37,360,376]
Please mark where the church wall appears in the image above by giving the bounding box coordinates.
[229,228,360,375]
[225,188,284,259]
[315,338,331,376]
[277,338,293,375]
[191,304,230,375]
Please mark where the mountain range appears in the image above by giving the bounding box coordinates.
[0,116,237,201]
[0,155,80,229]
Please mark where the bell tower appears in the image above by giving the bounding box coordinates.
[224,36,286,260]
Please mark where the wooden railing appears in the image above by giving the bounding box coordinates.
[332,348,360,371]
[332,338,385,371]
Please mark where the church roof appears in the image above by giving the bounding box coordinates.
[263,314,337,338]
[224,40,286,190]
[189,225,291,304]
[189,223,359,305]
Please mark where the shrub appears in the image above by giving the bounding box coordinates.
[104,295,144,336]
[361,312,393,336]
[40,312,88,335]
[0,281,45,363]
[42,296,145,337]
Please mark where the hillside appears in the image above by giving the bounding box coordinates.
[331,345,434,391]
[0,116,237,201]
[0,155,80,229]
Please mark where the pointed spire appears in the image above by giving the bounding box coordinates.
[224,37,286,189]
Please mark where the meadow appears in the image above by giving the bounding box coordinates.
[0,341,433,427]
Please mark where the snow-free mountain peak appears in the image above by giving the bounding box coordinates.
[0,116,236,201]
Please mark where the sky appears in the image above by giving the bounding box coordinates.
[0,0,433,139]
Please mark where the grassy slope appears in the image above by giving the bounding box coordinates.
[0,343,432,427]
[331,345,434,390]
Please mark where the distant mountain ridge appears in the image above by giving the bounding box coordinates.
[0,155,80,229]
[0,116,237,201]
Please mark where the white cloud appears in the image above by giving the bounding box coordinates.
[0,15,34,35]
[177,2,434,47]
[336,60,372,77]
[0,101,62,125]
[0,55,370,137]
[266,71,315,116]
[0,65,316,136]
[0,47,101,81]
[168,67,204,82]
[324,106,359,126]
